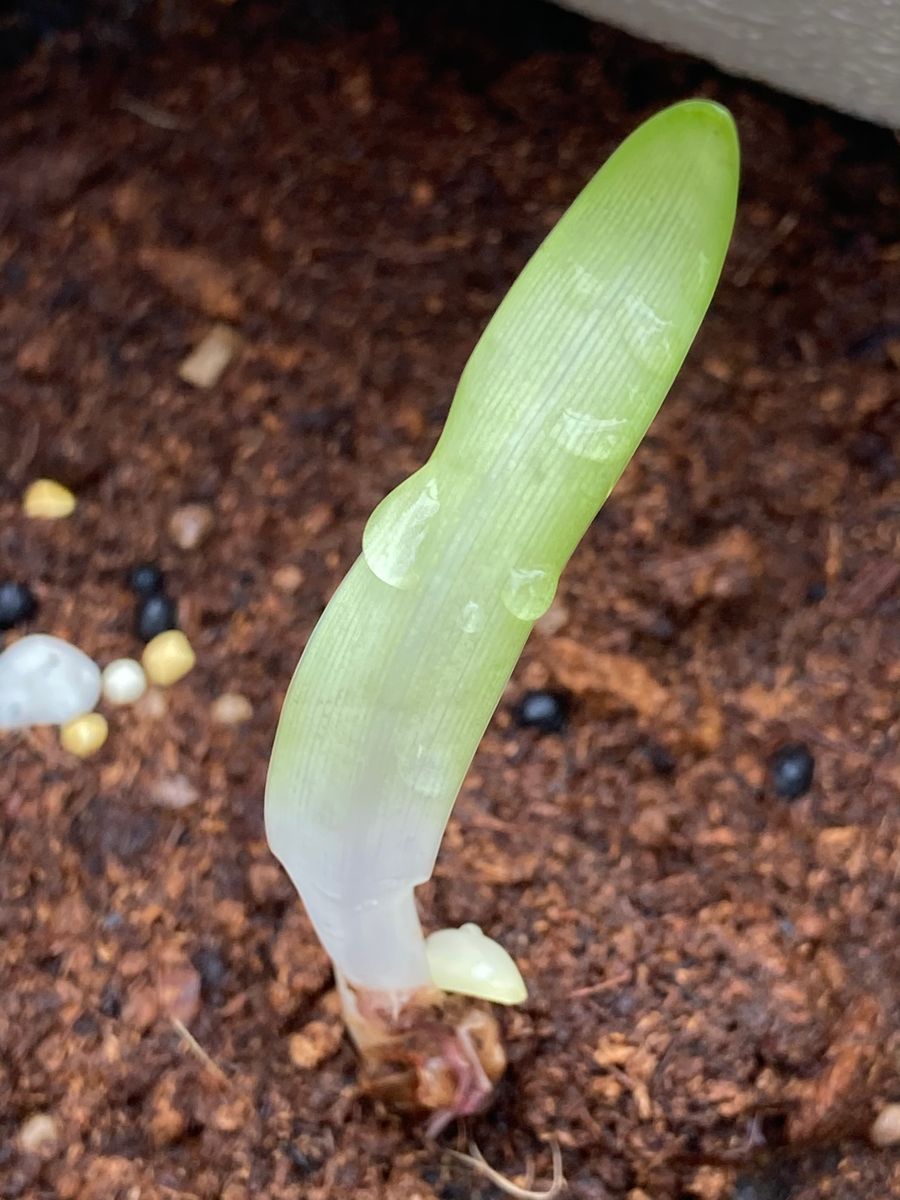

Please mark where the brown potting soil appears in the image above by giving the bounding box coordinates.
[1,3,898,1197]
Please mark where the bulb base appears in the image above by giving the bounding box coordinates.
[337,975,506,1135]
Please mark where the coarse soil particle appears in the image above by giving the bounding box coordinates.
[1,2,898,1198]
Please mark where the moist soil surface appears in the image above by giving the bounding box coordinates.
[1,3,898,1198]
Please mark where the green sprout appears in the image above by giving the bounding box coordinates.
[266,100,739,1127]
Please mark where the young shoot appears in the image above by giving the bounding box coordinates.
[266,100,739,1125]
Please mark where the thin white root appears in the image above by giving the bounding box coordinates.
[118,95,190,130]
[171,1017,229,1086]
[446,1138,566,1199]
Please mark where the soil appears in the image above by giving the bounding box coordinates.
[1,3,898,1198]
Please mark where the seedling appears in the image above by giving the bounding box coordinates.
[267,101,739,1128]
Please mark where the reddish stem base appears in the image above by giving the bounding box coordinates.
[339,980,506,1135]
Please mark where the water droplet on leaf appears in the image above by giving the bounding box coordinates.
[622,295,674,372]
[458,600,485,634]
[362,472,440,589]
[501,566,557,622]
[552,408,627,462]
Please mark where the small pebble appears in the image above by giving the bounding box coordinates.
[0,634,101,730]
[18,1112,59,1157]
[0,581,38,630]
[136,593,178,642]
[770,743,815,799]
[23,478,76,519]
[211,692,253,725]
[168,503,214,551]
[178,322,241,388]
[870,1102,900,1147]
[150,773,199,809]
[301,502,335,537]
[60,712,108,758]
[101,658,147,706]
[127,562,165,596]
[142,630,196,687]
[514,688,570,734]
[272,564,304,594]
[136,687,168,720]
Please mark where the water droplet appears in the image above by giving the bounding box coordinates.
[552,408,627,462]
[458,600,485,634]
[622,295,674,371]
[501,566,557,622]
[362,471,440,589]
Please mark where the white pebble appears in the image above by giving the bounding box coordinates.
[871,1103,900,1147]
[211,692,253,725]
[18,1112,59,1156]
[101,658,147,706]
[150,774,199,810]
[425,922,527,1005]
[178,322,241,388]
[168,503,214,550]
[135,687,168,720]
[0,635,101,730]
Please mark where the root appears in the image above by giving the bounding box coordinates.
[446,1138,566,1199]
[171,1017,229,1086]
